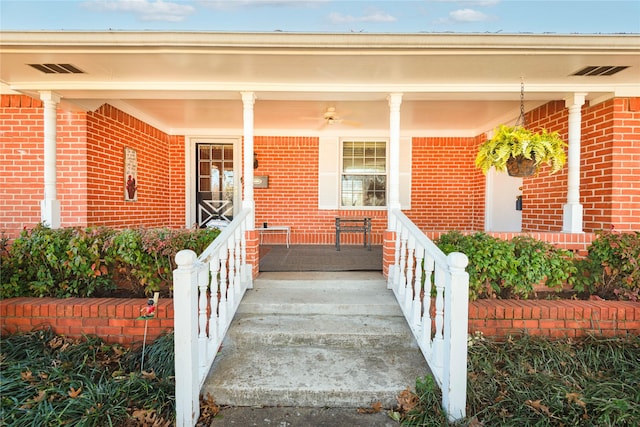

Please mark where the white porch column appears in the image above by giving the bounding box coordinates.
[241,91,256,229]
[40,91,61,229]
[562,93,586,233]
[388,93,403,228]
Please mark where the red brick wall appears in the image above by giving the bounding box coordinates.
[0,297,174,346]
[469,299,640,339]
[168,135,187,228]
[0,95,89,238]
[406,137,483,230]
[2,297,636,345]
[0,96,183,239]
[86,104,174,228]
[522,97,640,232]
[581,98,640,232]
[3,94,637,241]
[253,136,388,245]
[521,101,569,231]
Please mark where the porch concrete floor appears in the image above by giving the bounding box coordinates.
[259,244,383,272]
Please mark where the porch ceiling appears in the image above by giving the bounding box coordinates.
[1,31,639,136]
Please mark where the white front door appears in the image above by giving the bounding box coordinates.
[485,168,522,232]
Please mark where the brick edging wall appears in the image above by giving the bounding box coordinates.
[2,297,638,345]
[5,298,640,344]
[0,298,174,346]
[469,299,640,339]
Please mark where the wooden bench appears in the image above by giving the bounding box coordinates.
[335,217,372,251]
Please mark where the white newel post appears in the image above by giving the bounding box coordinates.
[562,93,586,233]
[241,91,256,229]
[40,91,61,229]
[443,252,469,421]
[174,250,201,427]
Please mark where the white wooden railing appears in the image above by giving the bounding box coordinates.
[388,209,469,422]
[173,208,253,427]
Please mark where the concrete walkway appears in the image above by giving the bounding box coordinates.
[204,271,429,426]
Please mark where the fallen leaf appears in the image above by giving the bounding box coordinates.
[396,387,419,412]
[20,390,47,409]
[526,399,551,416]
[566,392,587,414]
[357,401,383,414]
[141,369,156,380]
[132,409,172,426]
[68,386,82,398]
[20,370,34,382]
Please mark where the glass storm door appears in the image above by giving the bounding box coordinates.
[196,143,234,227]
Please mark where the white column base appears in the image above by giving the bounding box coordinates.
[41,198,61,229]
[562,203,583,233]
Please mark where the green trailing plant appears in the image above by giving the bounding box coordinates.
[399,335,640,426]
[435,231,575,300]
[475,125,568,175]
[0,329,176,426]
[574,230,640,301]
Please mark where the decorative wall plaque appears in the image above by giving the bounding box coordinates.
[124,147,138,201]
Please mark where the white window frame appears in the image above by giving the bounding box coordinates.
[318,135,411,210]
[339,138,388,210]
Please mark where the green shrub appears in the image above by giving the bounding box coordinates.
[1,225,220,298]
[574,230,640,301]
[104,227,220,296]
[1,224,114,298]
[435,231,575,300]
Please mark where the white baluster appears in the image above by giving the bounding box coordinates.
[227,235,236,310]
[421,254,434,357]
[208,255,220,356]
[388,219,401,289]
[234,228,242,303]
[217,243,228,337]
[411,244,424,331]
[197,264,209,370]
[403,235,415,316]
[433,265,445,376]
[395,226,408,297]
[240,222,249,287]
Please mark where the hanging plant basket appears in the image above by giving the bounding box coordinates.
[475,125,567,176]
[475,80,568,177]
[506,155,537,177]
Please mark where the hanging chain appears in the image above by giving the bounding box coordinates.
[515,78,527,128]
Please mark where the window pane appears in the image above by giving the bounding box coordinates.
[341,175,386,207]
[341,141,387,207]
[211,147,223,160]
[199,147,210,160]
[224,146,233,160]
[199,177,210,192]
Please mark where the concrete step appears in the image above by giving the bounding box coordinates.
[202,272,430,408]
[202,345,429,408]
[227,313,417,349]
[238,272,402,316]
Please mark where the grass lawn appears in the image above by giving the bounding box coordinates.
[398,334,640,426]
[1,330,638,426]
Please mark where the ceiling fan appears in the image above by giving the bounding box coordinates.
[321,107,360,128]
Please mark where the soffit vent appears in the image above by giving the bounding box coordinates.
[28,63,85,74]
[572,66,629,76]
